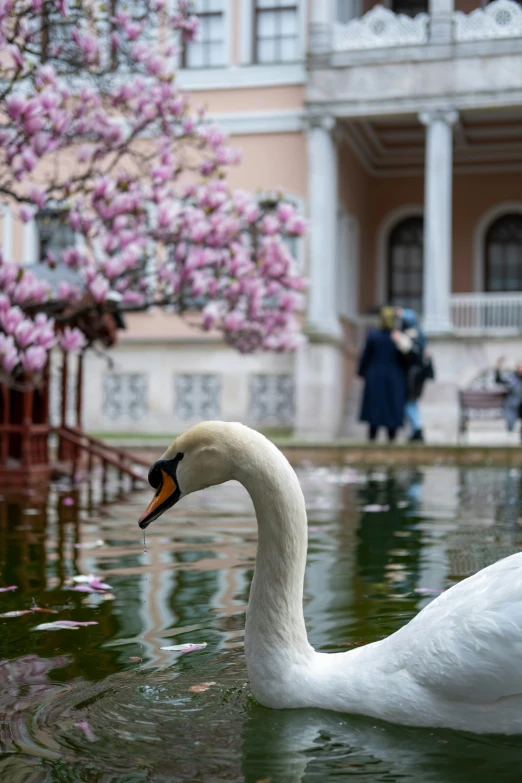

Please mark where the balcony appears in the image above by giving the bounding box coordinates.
[309,0,522,61]
[307,2,522,117]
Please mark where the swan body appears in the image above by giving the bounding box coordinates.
[139,421,522,735]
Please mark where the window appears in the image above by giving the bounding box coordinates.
[40,9,69,63]
[36,209,75,263]
[391,0,428,15]
[175,374,221,421]
[485,214,522,292]
[248,374,294,425]
[182,0,226,69]
[336,0,362,23]
[254,0,299,64]
[387,216,424,313]
[103,374,148,420]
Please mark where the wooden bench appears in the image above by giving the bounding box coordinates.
[458,388,507,442]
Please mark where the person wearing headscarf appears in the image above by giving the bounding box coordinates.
[495,357,522,438]
[358,306,408,442]
[392,308,430,442]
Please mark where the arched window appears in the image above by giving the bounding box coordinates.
[387,216,423,313]
[485,213,522,292]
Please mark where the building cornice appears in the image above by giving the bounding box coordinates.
[207,109,305,135]
[177,63,306,91]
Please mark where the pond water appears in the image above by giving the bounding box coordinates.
[2,463,522,782]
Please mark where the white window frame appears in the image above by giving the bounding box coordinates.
[242,0,306,65]
[177,0,305,90]
[0,205,13,261]
[176,0,232,71]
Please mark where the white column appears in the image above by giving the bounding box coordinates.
[295,114,344,439]
[420,109,458,335]
[428,0,454,43]
[23,218,39,264]
[306,115,341,339]
[308,0,332,53]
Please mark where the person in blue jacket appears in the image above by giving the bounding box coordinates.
[398,308,429,442]
[358,306,408,442]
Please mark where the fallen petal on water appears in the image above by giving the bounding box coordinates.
[160,643,207,653]
[129,656,141,662]
[189,681,216,693]
[33,620,98,631]
[74,721,96,742]
[72,575,111,590]
[89,578,112,590]
[71,585,105,594]
[362,504,390,513]
[0,586,17,593]
[31,607,58,614]
[0,610,32,618]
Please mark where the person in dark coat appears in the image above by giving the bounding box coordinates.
[358,306,407,442]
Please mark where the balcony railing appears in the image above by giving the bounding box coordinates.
[332,7,429,51]
[451,293,522,335]
[321,0,522,53]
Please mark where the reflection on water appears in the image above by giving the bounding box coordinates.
[1,465,522,781]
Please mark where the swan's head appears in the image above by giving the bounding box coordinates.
[138,421,248,529]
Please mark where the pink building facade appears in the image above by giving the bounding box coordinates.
[5,0,522,440]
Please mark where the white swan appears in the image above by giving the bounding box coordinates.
[138,421,522,735]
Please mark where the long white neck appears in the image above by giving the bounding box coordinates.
[234,434,312,665]
[225,426,382,714]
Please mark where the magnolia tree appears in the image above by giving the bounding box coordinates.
[0,0,306,386]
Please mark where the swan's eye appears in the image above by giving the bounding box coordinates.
[148,464,162,489]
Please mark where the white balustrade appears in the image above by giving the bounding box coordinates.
[316,0,522,53]
[454,0,522,41]
[451,293,522,334]
[332,6,428,51]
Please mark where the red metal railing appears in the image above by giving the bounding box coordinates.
[54,425,150,490]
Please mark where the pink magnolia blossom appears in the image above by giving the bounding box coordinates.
[0,307,25,335]
[59,327,86,353]
[20,345,47,373]
[285,215,307,236]
[89,276,110,303]
[57,282,82,302]
[14,320,36,348]
[0,336,19,373]
[8,45,24,70]
[19,205,34,224]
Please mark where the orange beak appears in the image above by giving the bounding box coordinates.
[139,470,178,529]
